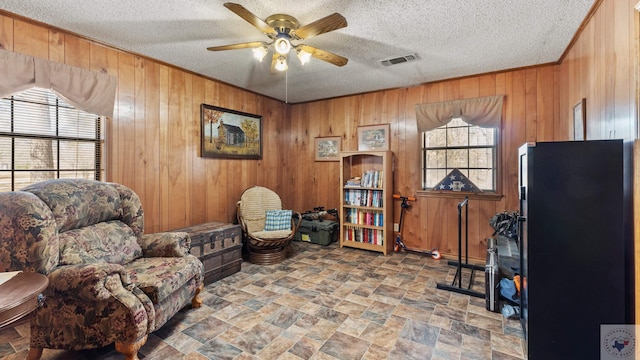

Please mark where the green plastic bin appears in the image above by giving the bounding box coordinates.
[294,219,338,245]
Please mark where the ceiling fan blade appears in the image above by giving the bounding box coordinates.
[270,53,279,75]
[294,13,347,40]
[224,3,277,36]
[207,41,266,51]
[298,45,348,67]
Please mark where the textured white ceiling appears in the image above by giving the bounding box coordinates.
[1,0,596,103]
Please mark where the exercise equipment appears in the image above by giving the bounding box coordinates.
[392,194,441,259]
[436,196,484,298]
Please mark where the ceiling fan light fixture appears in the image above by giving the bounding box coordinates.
[297,48,311,65]
[252,46,268,61]
[211,4,349,74]
[275,55,288,71]
[274,35,291,55]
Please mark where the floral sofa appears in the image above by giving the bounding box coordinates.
[0,179,204,360]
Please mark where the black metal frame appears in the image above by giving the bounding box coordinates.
[436,196,484,298]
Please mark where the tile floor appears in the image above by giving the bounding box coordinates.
[0,241,525,360]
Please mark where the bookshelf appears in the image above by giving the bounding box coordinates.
[339,151,393,255]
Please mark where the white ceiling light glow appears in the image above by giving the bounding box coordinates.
[275,55,288,71]
[274,36,291,55]
[252,46,268,61]
[297,48,311,65]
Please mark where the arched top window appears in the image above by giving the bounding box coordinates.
[416,95,503,192]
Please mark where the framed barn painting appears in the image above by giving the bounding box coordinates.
[200,104,262,159]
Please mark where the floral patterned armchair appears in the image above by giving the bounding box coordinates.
[0,179,204,360]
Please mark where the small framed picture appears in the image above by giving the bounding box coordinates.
[314,136,341,161]
[357,124,390,151]
[573,98,586,141]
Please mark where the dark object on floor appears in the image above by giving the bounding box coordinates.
[485,238,500,312]
[489,211,519,239]
[499,278,520,305]
[502,304,521,319]
[495,235,520,279]
[294,218,339,245]
[301,207,339,222]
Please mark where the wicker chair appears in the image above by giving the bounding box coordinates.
[236,186,301,265]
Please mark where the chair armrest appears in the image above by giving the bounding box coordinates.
[138,232,191,257]
[47,263,133,302]
[236,201,248,234]
[291,211,302,232]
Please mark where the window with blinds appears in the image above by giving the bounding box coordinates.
[0,88,105,191]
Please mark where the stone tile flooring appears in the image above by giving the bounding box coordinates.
[0,241,525,360]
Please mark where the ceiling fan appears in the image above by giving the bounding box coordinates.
[207,3,348,74]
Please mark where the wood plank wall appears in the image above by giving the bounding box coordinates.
[286,68,562,260]
[558,0,637,142]
[0,13,288,233]
[1,0,637,261]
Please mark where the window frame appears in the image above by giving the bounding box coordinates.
[0,88,105,191]
[418,117,503,199]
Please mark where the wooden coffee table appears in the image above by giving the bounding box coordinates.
[0,271,48,328]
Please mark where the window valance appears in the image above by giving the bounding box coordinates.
[0,49,117,117]
[415,95,504,132]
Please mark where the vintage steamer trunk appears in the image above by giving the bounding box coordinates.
[173,222,242,285]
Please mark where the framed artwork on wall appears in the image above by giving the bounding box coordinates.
[357,124,390,151]
[573,98,586,141]
[200,104,262,159]
[314,136,341,161]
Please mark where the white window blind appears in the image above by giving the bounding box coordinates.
[0,87,104,191]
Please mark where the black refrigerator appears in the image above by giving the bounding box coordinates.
[518,140,634,359]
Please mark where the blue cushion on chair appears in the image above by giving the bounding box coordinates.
[264,210,292,231]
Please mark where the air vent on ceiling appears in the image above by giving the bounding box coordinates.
[380,53,418,66]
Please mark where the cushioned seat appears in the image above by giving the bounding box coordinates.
[126,257,203,304]
[236,186,301,265]
[0,179,204,360]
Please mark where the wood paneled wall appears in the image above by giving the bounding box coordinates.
[1,0,637,261]
[284,0,640,260]
[285,68,562,260]
[0,13,288,233]
[558,0,637,141]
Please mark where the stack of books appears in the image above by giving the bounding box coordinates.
[345,176,361,187]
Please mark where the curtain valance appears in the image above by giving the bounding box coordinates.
[415,95,504,132]
[0,49,117,117]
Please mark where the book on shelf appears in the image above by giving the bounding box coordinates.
[361,170,383,188]
[344,189,383,207]
[344,170,384,188]
[343,226,384,245]
[345,208,384,226]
